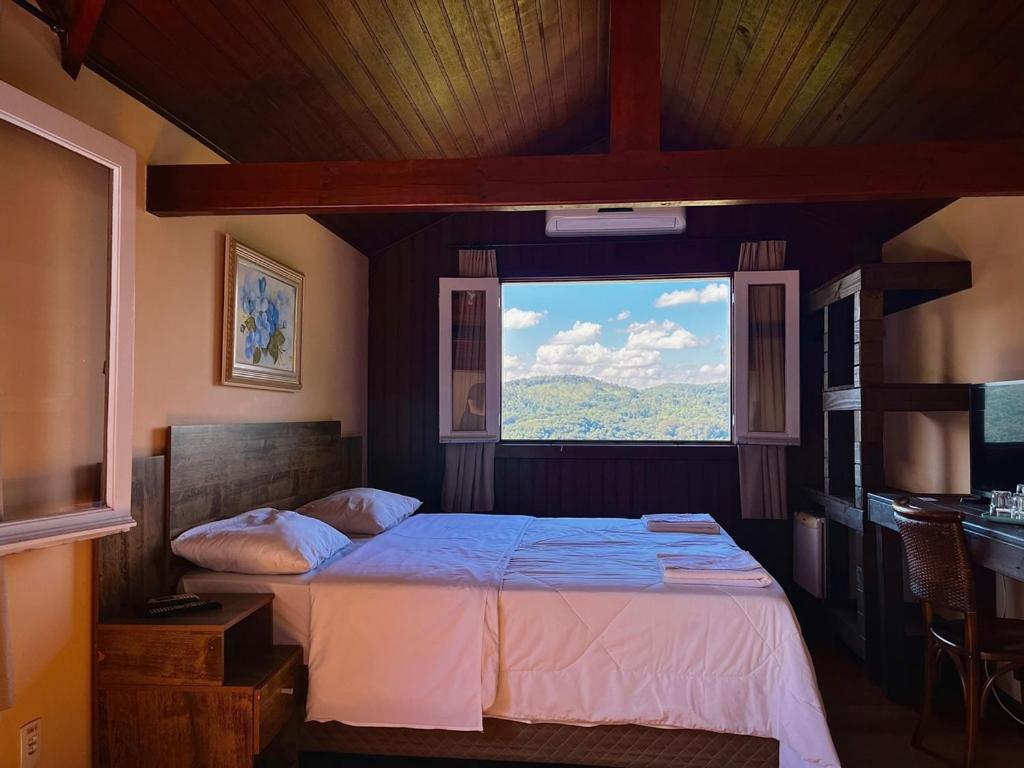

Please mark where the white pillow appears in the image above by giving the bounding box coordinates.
[171,508,350,574]
[298,488,422,535]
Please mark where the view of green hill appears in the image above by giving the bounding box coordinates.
[502,375,730,441]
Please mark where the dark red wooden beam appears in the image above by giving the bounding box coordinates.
[62,0,106,79]
[147,139,1024,216]
[609,0,661,153]
[35,0,106,78]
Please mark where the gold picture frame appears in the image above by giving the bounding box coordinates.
[222,236,303,391]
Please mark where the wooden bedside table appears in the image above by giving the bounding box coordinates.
[96,593,304,768]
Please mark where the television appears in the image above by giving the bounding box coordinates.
[969,380,1024,498]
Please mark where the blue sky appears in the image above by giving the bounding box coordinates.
[501,278,731,389]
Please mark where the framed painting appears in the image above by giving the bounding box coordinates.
[222,236,303,390]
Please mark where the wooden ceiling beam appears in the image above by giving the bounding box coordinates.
[609,0,661,153]
[61,0,107,79]
[147,138,1024,216]
[34,0,107,79]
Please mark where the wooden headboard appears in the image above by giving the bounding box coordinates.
[97,421,362,619]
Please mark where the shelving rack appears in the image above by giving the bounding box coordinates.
[804,260,971,668]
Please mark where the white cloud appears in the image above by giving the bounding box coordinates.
[548,320,602,345]
[624,319,699,350]
[654,282,729,308]
[523,316,723,389]
[610,310,631,321]
[530,341,665,389]
[676,362,729,383]
[503,307,546,329]
[503,354,528,380]
[699,363,729,379]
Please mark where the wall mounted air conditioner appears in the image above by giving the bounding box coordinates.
[545,207,686,237]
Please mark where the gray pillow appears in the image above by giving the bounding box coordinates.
[298,488,422,535]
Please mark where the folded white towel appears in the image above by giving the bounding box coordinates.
[642,513,720,534]
[657,550,773,588]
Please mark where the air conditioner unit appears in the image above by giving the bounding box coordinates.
[545,207,686,237]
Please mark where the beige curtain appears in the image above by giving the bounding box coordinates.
[442,249,497,512]
[0,417,13,711]
[738,240,788,520]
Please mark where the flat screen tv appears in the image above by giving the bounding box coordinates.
[970,379,1024,498]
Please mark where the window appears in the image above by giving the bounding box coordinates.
[438,278,500,442]
[0,79,135,554]
[733,271,801,444]
[501,278,732,442]
[439,270,800,446]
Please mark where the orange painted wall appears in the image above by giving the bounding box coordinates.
[883,197,1024,492]
[883,196,1024,698]
[0,4,367,765]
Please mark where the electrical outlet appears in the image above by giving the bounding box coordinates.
[20,718,40,768]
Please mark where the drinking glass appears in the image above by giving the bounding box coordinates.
[1017,484,1024,496]
[1012,494,1024,520]
[990,490,1013,516]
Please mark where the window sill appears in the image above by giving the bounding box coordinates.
[0,507,135,557]
[496,442,736,460]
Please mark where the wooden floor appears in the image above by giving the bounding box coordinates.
[818,641,1024,767]
[301,641,1024,768]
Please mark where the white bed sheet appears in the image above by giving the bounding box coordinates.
[181,515,839,768]
[306,513,531,730]
[179,538,367,660]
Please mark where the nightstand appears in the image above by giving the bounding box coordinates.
[96,593,304,768]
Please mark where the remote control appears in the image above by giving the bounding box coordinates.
[145,599,221,618]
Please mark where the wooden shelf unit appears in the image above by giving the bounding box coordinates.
[805,260,971,665]
[823,383,970,413]
[805,261,972,316]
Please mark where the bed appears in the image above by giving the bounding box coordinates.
[183,514,838,768]
[102,421,837,768]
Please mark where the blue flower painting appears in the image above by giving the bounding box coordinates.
[237,269,293,368]
[224,239,303,390]
[235,268,292,368]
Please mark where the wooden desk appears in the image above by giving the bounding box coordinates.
[866,492,1024,701]
[869,492,1024,580]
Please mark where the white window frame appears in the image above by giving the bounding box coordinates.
[733,270,800,445]
[439,277,500,442]
[0,79,136,555]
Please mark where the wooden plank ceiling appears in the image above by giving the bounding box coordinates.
[73,1,1024,252]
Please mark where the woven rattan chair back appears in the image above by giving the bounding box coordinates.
[892,498,976,614]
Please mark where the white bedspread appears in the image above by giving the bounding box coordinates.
[267,513,837,768]
[491,517,839,768]
[306,513,530,730]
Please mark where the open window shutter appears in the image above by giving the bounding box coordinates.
[438,277,500,443]
[733,270,800,445]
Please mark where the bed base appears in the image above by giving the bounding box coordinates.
[301,719,779,767]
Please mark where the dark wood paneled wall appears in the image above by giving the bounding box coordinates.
[493,444,738,518]
[368,206,877,571]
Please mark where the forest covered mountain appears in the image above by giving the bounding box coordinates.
[502,375,730,441]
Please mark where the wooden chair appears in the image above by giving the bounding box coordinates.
[892,498,1024,768]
